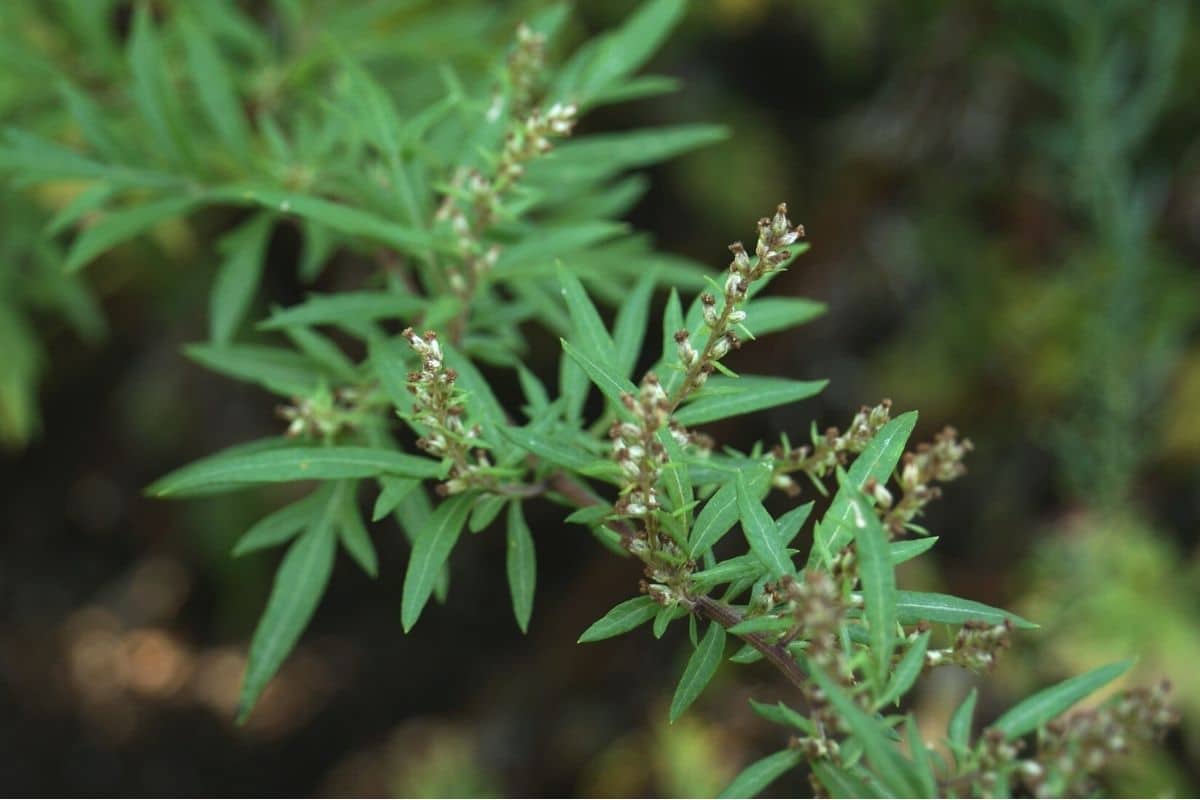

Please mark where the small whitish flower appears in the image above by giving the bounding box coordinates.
[726,309,746,325]
[674,330,698,366]
[701,293,719,327]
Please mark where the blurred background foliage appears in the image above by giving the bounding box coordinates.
[1,0,1198,795]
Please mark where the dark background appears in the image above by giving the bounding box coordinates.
[3,0,1199,795]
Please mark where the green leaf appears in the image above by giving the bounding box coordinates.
[128,5,189,164]
[895,591,1037,629]
[534,126,726,185]
[659,287,684,368]
[180,11,250,155]
[261,291,426,331]
[658,428,694,527]
[990,660,1134,741]
[187,343,323,397]
[217,186,438,258]
[847,482,897,687]
[669,622,726,722]
[810,762,877,799]
[728,615,793,635]
[674,376,827,426]
[889,536,938,565]
[281,325,358,383]
[811,411,918,565]
[948,688,977,752]
[149,446,443,497]
[717,749,804,799]
[506,501,536,633]
[690,553,768,590]
[65,194,204,272]
[743,297,826,338]
[736,471,794,578]
[808,663,923,797]
[560,338,638,411]
[578,596,659,643]
[905,717,937,797]
[500,424,595,472]
[775,501,814,547]
[552,0,686,106]
[236,491,339,722]
[560,266,615,353]
[210,213,273,344]
[469,494,507,533]
[612,271,656,379]
[337,483,377,577]
[372,476,418,522]
[878,631,931,709]
[401,493,474,632]
[748,699,816,734]
[232,489,325,557]
[688,465,772,557]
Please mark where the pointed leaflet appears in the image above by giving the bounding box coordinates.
[551,0,686,107]
[186,343,324,397]
[506,501,536,633]
[718,749,804,800]
[578,596,659,643]
[990,660,1134,741]
[811,411,918,566]
[736,471,794,578]
[948,688,978,752]
[232,488,326,556]
[401,493,474,631]
[742,297,826,338]
[889,536,938,565]
[236,488,340,722]
[128,5,190,164]
[808,663,924,797]
[895,591,1036,629]
[216,186,438,258]
[149,446,443,497]
[809,762,877,799]
[878,631,931,709]
[560,339,638,412]
[180,10,250,155]
[673,376,827,426]
[845,480,897,689]
[612,270,656,379]
[337,483,378,577]
[262,292,426,330]
[669,622,726,721]
[210,213,273,344]
[500,424,595,472]
[688,465,772,557]
[65,195,206,272]
[775,501,814,547]
[372,476,418,522]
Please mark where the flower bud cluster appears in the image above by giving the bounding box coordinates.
[881,426,973,536]
[435,23,578,304]
[771,400,893,496]
[611,373,670,522]
[506,23,545,118]
[277,386,368,440]
[674,204,804,403]
[1017,682,1177,798]
[924,619,1012,672]
[402,328,489,494]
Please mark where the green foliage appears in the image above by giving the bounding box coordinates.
[0,1,1179,797]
